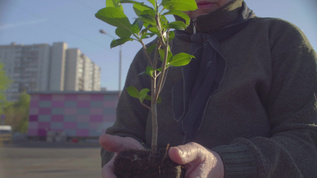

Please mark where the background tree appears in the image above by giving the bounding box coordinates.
[3,92,30,133]
[0,62,12,116]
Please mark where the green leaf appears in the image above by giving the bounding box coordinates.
[158,49,165,62]
[120,0,138,3]
[148,26,159,34]
[160,15,168,29]
[106,0,123,10]
[139,13,156,26]
[145,95,152,101]
[110,38,133,48]
[144,95,161,103]
[167,47,173,62]
[0,63,11,100]
[126,86,150,103]
[167,21,187,30]
[164,10,190,26]
[126,86,139,98]
[139,66,157,77]
[140,30,155,39]
[161,0,197,11]
[168,53,195,67]
[141,32,155,39]
[142,21,151,29]
[131,19,143,34]
[95,7,131,30]
[132,2,154,16]
[159,47,173,62]
[115,27,132,38]
[139,88,150,102]
[147,0,156,8]
[145,66,154,77]
[169,31,175,41]
[156,67,162,72]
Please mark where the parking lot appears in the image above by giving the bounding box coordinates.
[0,140,101,178]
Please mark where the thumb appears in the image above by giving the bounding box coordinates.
[99,134,143,153]
[168,142,205,165]
[169,142,225,178]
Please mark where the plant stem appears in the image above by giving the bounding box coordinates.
[151,74,158,155]
[155,31,170,100]
[150,4,162,155]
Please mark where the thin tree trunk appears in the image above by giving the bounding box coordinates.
[151,75,158,155]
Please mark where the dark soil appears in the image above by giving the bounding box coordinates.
[114,149,184,178]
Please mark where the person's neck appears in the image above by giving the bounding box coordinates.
[185,0,244,34]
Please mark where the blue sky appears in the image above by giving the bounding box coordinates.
[0,0,316,91]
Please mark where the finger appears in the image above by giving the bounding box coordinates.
[169,143,224,178]
[99,134,143,152]
[169,142,205,165]
[102,153,117,178]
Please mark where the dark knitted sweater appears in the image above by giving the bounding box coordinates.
[101,0,317,177]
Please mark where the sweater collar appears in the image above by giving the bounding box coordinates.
[182,0,249,34]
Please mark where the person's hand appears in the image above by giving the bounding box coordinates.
[169,142,224,178]
[99,134,144,178]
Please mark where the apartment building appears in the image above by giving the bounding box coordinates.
[92,64,101,91]
[49,42,67,91]
[0,42,101,101]
[64,48,101,91]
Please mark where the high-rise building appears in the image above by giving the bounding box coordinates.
[92,64,101,91]
[65,48,83,91]
[0,42,101,101]
[49,42,67,91]
[82,55,93,91]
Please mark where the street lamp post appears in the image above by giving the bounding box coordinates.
[99,29,122,94]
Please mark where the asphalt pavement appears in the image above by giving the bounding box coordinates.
[0,139,102,178]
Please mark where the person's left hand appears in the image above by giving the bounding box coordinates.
[169,142,224,178]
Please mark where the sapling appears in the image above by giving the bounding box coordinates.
[96,0,197,155]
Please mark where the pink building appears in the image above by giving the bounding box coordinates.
[27,91,119,139]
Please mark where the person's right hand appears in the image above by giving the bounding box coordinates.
[99,134,144,178]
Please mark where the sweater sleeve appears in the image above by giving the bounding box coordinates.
[101,46,151,167]
[213,19,317,178]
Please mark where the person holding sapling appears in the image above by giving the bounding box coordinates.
[98,0,317,177]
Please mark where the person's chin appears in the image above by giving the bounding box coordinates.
[192,11,212,18]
